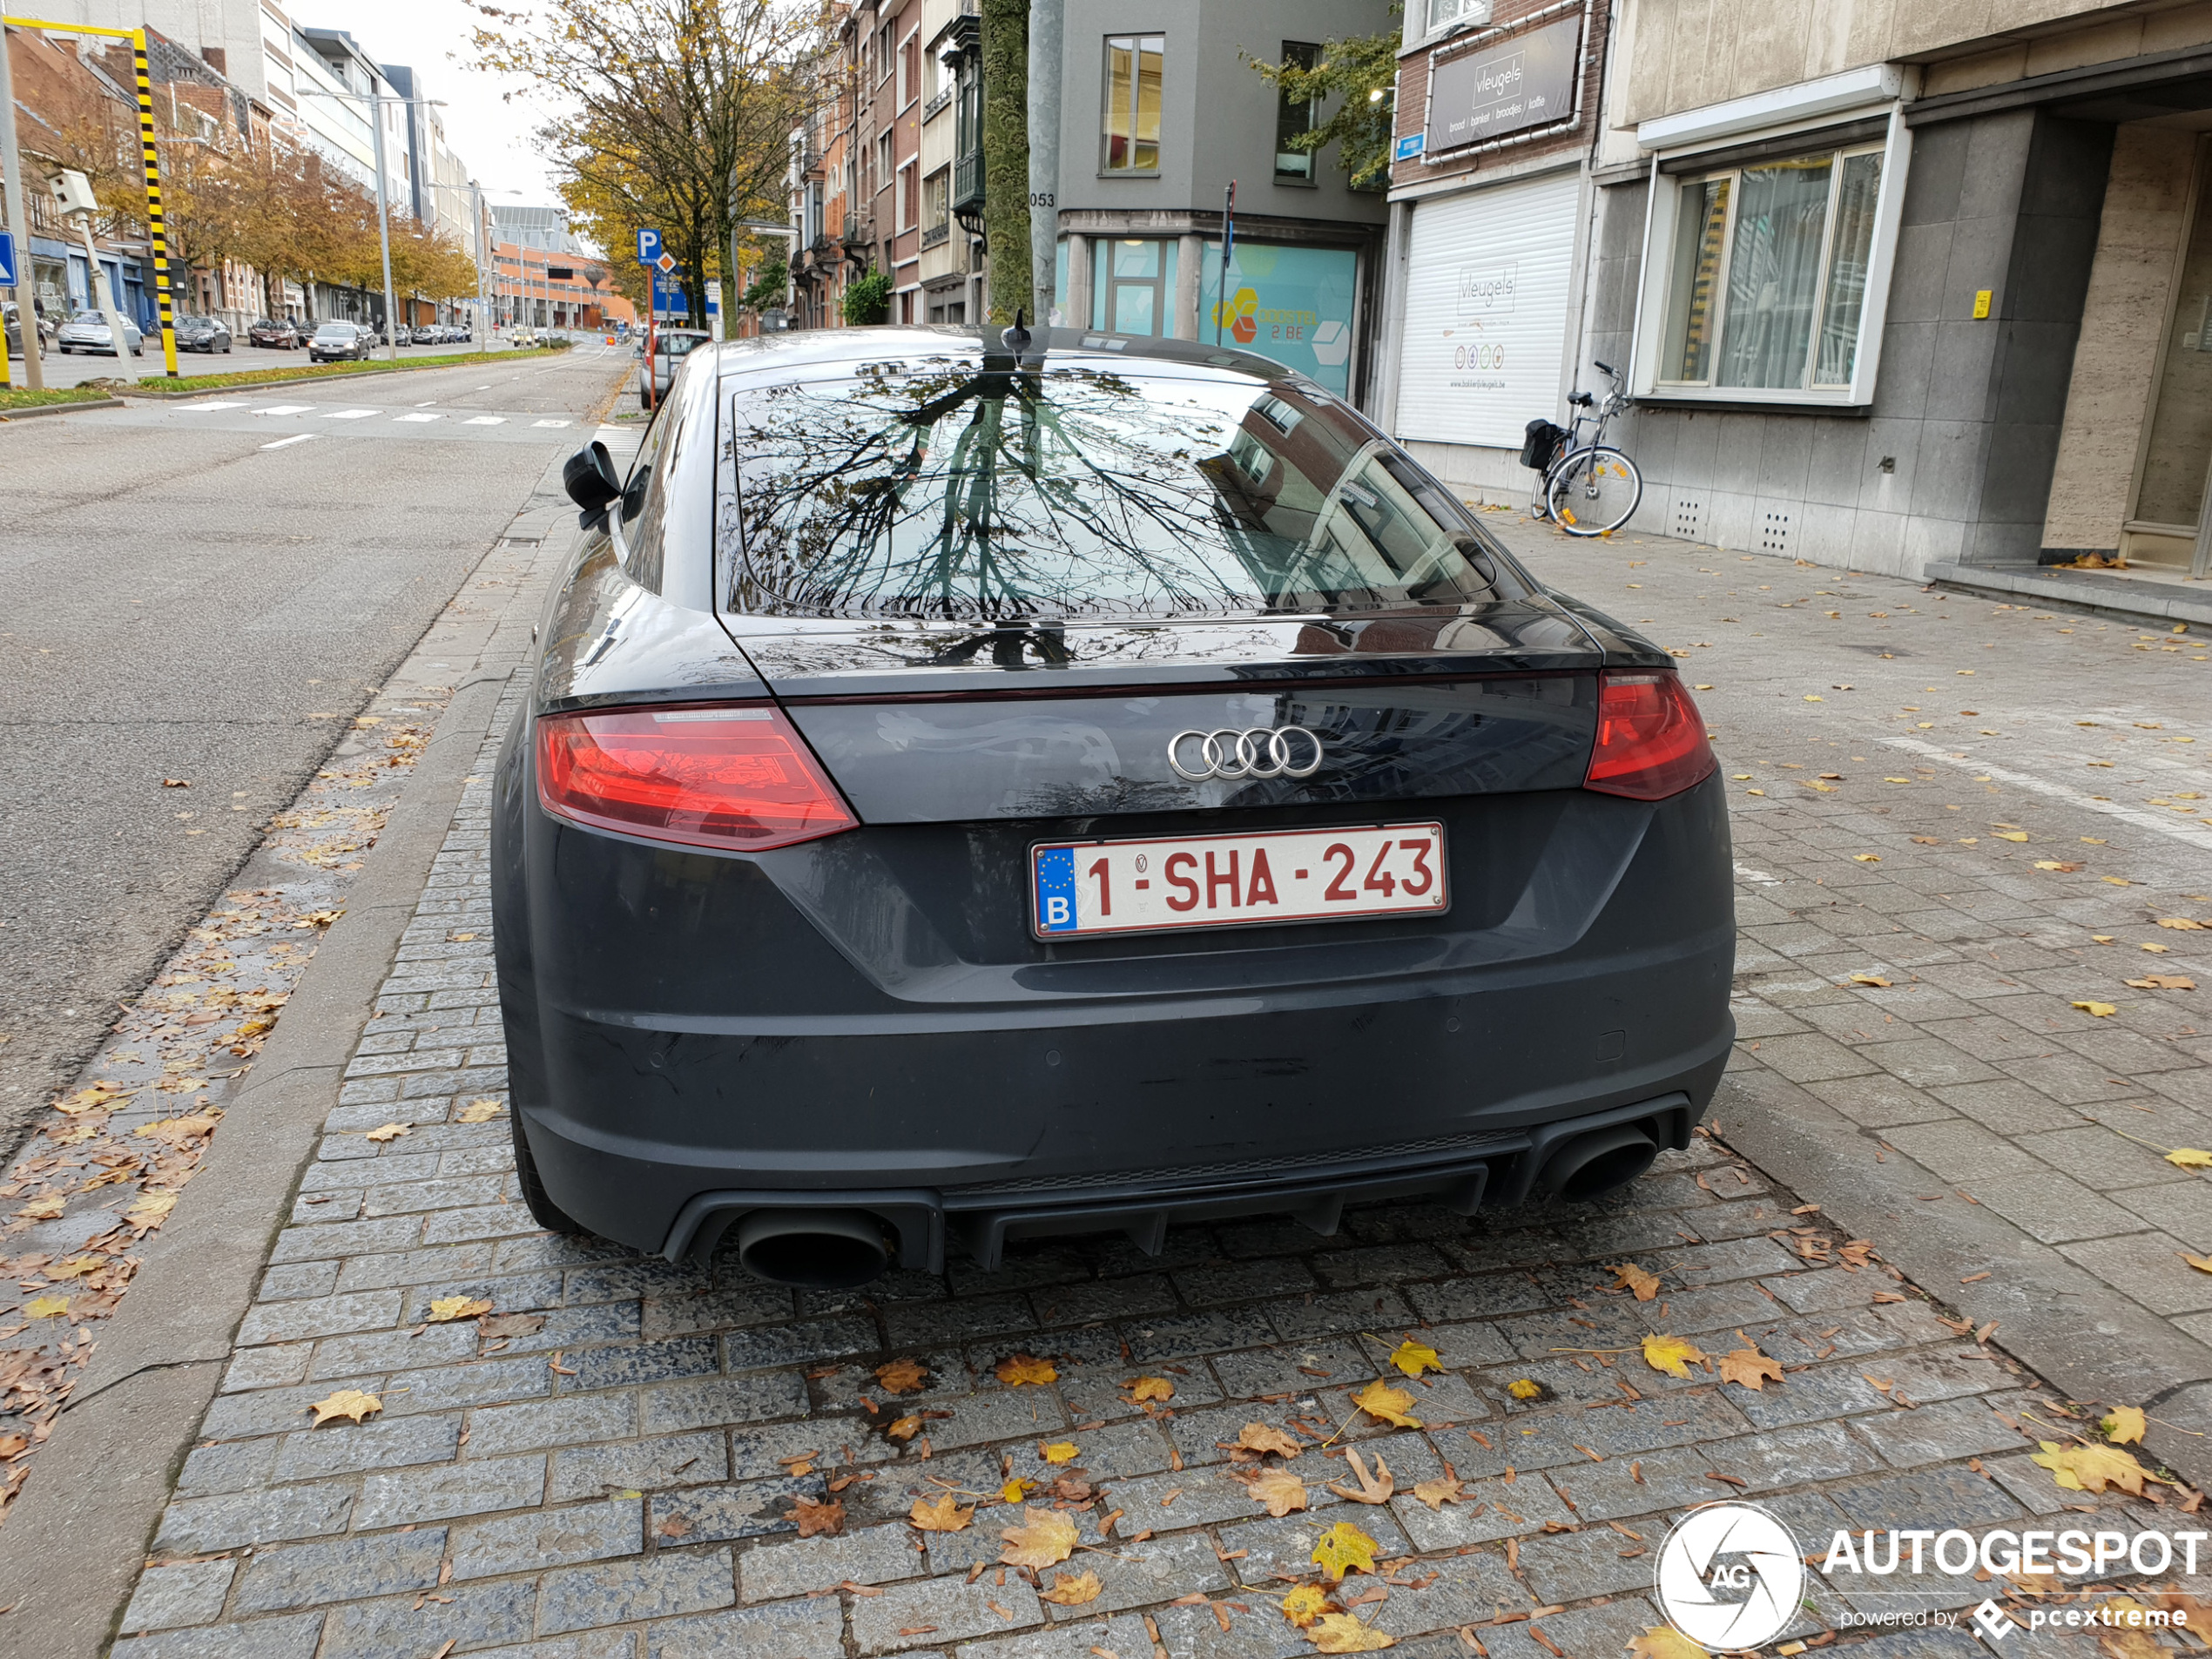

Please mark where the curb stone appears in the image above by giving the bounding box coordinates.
[0,445,590,1658]
[0,396,125,421]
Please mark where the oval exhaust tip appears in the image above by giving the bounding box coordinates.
[1539,1123,1658,1204]
[734,1208,891,1290]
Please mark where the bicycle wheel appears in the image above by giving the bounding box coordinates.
[1545,446,1642,537]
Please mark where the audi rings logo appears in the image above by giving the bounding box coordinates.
[1166,726,1325,782]
[1655,1502,1804,1652]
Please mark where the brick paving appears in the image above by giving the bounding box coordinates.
[79,516,2212,1657]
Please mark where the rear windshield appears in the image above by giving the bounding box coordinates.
[723,360,1505,621]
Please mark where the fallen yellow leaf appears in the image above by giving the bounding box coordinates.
[1609,1262,1661,1301]
[2032,1440,2161,1495]
[2157,918,2206,930]
[1629,1629,1710,1659]
[1281,1583,1332,1628]
[1718,1338,1785,1392]
[1507,1378,1542,1399]
[125,1190,179,1227]
[1847,973,1892,988]
[309,1387,383,1426]
[995,1352,1057,1387]
[1041,1441,1080,1465]
[886,1413,923,1441]
[1852,853,1880,862]
[2072,1001,2119,1018]
[1001,1477,1036,1504]
[1642,1333,1707,1379]
[2104,1406,2148,1445]
[1994,831,2029,842]
[364,1123,411,1143]
[1236,1422,1303,1459]
[908,1493,973,1532]
[455,1099,504,1123]
[1246,1466,1309,1516]
[1327,1446,1394,1505]
[1311,1520,1380,1581]
[24,1295,71,1318]
[58,1081,134,1115]
[1038,1569,1102,1607]
[999,1505,1079,1568]
[1352,1379,1421,1428]
[1309,1612,1395,1652]
[2186,1253,2212,1275]
[876,1356,928,1394]
[427,1296,492,1322]
[2167,1149,2212,1170]
[16,1196,64,1221]
[1387,1337,1442,1377]
[1412,1466,1467,1509]
[2132,975,2198,991]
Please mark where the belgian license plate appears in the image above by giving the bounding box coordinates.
[1031,823,1447,939]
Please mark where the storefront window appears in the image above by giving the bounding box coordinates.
[1092,239,1175,336]
[1199,241,1359,395]
[1103,35,1164,173]
[1658,144,1883,393]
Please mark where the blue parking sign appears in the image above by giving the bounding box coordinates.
[0,232,17,287]
[635,227,661,266]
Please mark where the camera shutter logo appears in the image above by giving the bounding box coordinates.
[1654,1501,1804,1651]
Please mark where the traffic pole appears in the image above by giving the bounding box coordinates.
[0,17,45,389]
[130,28,177,376]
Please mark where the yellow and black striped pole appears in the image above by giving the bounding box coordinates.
[130,28,178,376]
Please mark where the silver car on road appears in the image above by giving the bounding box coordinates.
[54,308,144,356]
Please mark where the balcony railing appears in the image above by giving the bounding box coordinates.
[842,212,870,246]
[923,87,951,120]
[951,150,983,213]
[920,222,948,249]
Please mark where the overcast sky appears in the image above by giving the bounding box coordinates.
[303,0,566,210]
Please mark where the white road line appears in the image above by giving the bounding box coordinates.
[464,415,506,426]
[324,408,379,421]
[178,401,245,411]
[414,400,437,408]
[260,433,317,450]
[394,413,442,423]
[531,419,570,428]
[1883,732,2212,853]
[253,404,314,415]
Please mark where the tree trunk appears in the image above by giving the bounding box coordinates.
[979,0,1029,327]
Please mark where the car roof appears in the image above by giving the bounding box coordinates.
[705,325,1306,394]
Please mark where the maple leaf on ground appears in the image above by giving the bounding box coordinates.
[479,1312,546,1340]
[2072,1001,2119,1018]
[1235,1422,1303,1459]
[309,1388,382,1426]
[1507,1379,1542,1399]
[2104,1406,2148,1445]
[1311,1520,1380,1581]
[995,1352,1057,1387]
[455,1099,504,1123]
[2166,1148,2212,1170]
[1125,1375,1173,1402]
[1642,1333,1708,1379]
[1245,1466,1308,1516]
[1608,1263,1661,1301]
[1328,1446,1394,1504]
[2134,975,2200,991]
[1848,972,1894,987]
[782,1495,844,1537]
[1041,1440,1080,1464]
[885,1414,924,1441]
[1387,1338,1442,1377]
[2032,1440,2161,1496]
[364,1123,411,1143]
[1628,1628,1708,1659]
[876,1357,928,1394]
[1037,1569,1103,1607]
[125,1190,179,1228]
[1717,1335,1785,1391]
[427,1296,493,1323]
[1309,1611,1395,1651]
[1281,1583,1333,1628]
[908,1493,974,1532]
[1352,1379,1422,1428]
[1001,1477,1036,1504]
[1412,1462,1466,1510]
[2187,1253,2212,1276]
[1000,1504,1079,1568]
[24,1295,69,1319]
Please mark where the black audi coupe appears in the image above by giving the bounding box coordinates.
[490,326,1733,1289]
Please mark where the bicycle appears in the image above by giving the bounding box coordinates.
[1527,360,1642,537]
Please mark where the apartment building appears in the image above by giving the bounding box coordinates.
[1552,0,2212,605]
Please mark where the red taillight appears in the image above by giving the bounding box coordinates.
[536,704,856,851]
[1584,671,1716,800]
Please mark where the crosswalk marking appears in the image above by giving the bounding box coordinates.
[178,401,245,411]
[531,419,571,428]
[325,408,378,421]
[394,413,442,423]
[260,433,317,450]
[464,415,506,426]
[254,404,314,415]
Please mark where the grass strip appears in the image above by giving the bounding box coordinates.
[0,385,115,412]
[118,344,567,397]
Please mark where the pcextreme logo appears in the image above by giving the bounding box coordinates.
[1654,1501,1805,1651]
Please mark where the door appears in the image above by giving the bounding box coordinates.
[2128,138,2212,576]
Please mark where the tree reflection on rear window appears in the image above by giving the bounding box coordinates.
[721,359,1504,621]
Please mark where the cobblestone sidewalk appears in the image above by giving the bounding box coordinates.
[103,678,2160,1657]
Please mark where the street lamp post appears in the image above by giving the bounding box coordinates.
[295,86,443,365]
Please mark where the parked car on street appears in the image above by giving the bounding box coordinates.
[409,325,439,345]
[494,326,1733,1290]
[307,321,370,363]
[55,308,144,356]
[3,300,39,361]
[173,315,233,354]
[248,317,300,349]
[636,327,709,407]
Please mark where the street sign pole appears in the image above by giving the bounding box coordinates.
[129,28,178,376]
[0,17,46,389]
[637,227,660,410]
[368,90,399,363]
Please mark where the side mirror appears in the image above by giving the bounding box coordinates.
[563,441,622,515]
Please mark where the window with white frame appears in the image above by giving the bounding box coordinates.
[1658,141,1884,394]
[1102,35,1163,173]
[1425,0,1491,33]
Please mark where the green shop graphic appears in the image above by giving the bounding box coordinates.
[1201,242,1358,395]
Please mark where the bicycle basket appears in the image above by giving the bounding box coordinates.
[1519,419,1568,472]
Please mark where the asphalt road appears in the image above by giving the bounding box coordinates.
[0,340,629,1155]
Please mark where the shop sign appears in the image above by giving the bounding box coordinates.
[1425,15,1581,155]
